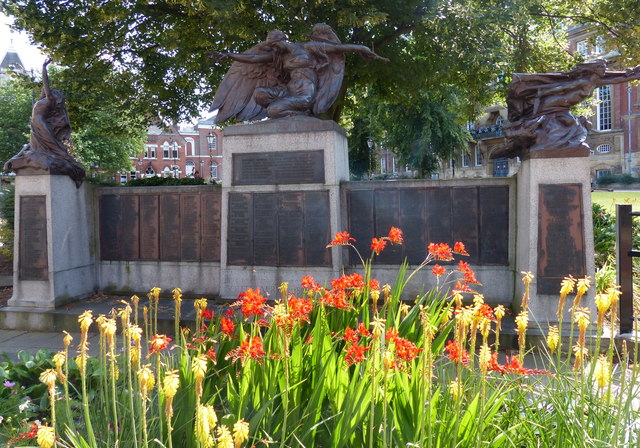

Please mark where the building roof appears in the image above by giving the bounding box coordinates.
[0,50,25,73]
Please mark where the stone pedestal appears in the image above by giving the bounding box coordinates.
[515,157,595,325]
[10,174,95,309]
[220,116,348,298]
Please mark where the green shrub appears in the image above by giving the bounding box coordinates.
[596,173,640,185]
[124,176,206,187]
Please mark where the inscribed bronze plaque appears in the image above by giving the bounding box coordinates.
[232,150,325,185]
[228,193,253,264]
[278,192,305,266]
[537,184,586,294]
[19,196,48,280]
[253,193,278,265]
[399,188,426,265]
[348,189,375,265]
[374,189,402,264]
[452,188,479,263]
[160,195,181,261]
[100,194,121,260]
[479,187,509,265]
[119,195,140,260]
[426,188,452,252]
[304,191,331,266]
[181,195,201,261]
[201,193,221,262]
[139,195,159,260]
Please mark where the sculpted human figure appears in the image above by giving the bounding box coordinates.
[210,24,388,122]
[493,60,640,159]
[4,59,85,187]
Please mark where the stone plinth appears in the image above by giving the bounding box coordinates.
[515,157,596,325]
[10,175,95,309]
[220,116,347,299]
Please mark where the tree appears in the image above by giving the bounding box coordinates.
[0,78,34,165]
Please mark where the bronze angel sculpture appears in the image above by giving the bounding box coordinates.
[4,59,85,187]
[493,59,640,159]
[210,24,388,123]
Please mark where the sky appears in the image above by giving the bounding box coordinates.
[1,13,46,72]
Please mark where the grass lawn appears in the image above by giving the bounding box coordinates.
[592,190,640,211]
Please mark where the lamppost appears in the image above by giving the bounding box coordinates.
[170,139,178,178]
[206,132,216,183]
[367,137,374,180]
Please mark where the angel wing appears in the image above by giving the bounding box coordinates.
[306,42,345,115]
[211,43,283,123]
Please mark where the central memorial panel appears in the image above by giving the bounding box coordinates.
[232,150,325,185]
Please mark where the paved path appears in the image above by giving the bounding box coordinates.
[0,329,100,361]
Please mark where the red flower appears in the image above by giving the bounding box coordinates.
[226,336,266,365]
[10,423,38,442]
[477,303,495,320]
[387,227,404,245]
[327,231,355,247]
[428,243,454,261]
[458,260,481,285]
[205,347,217,363]
[454,281,478,294]
[369,278,380,291]
[320,290,353,310]
[385,327,399,343]
[233,288,267,318]
[453,241,470,256]
[357,322,371,337]
[149,334,172,354]
[202,308,214,320]
[288,296,313,322]
[431,264,446,277]
[394,337,423,363]
[493,355,550,375]
[220,317,235,336]
[344,343,369,366]
[371,237,387,255]
[344,327,359,344]
[444,340,469,366]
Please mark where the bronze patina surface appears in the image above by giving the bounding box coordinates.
[18,196,48,280]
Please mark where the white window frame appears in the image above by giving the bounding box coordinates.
[184,137,195,156]
[185,160,196,177]
[474,145,483,166]
[146,145,157,159]
[172,142,179,159]
[145,167,155,178]
[596,144,612,154]
[595,36,606,54]
[211,163,218,179]
[577,40,589,56]
[163,142,170,159]
[462,152,470,167]
[597,85,612,131]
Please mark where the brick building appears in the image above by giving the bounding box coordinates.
[118,117,223,184]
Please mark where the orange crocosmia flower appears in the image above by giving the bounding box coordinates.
[220,317,235,336]
[385,327,399,343]
[149,334,172,354]
[428,243,454,261]
[234,288,267,318]
[431,264,446,277]
[454,281,478,294]
[499,356,550,375]
[387,227,404,245]
[444,340,469,366]
[288,296,313,322]
[320,290,353,310]
[371,238,387,255]
[453,241,469,256]
[394,337,423,363]
[202,308,213,320]
[226,336,266,365]
[357,322,371,337]
[301,275,324,293]
[344,343,369,366]
[458,261,481,285]
[477,303,495,320]
[369,278,380,290]
[327,231,355,247]
[344,327,359,344]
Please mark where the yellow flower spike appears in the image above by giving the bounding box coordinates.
[473,294,485,307]
[138,364,155,398]
[453,292,463,308]
[193,354,208,399]
[449,378,462,402]
[233,419,250,448]
[521,271,534,310]
[607,286,621,306]
[574,307,591,333]
[75,353,88,372]
[573,344,588,371]
[521,271,534,286]
[399,303,410,318]
[163,370,180,419]
[129,324,143,343]
[131,294,140,307]
[52,352,66,381]
[40,368,57,390]
[547,326,559,354]
[217,424,234,448]
[278,282,288,301]
[494,305,506,321]
[371,317,386,341]
[103,317,117,348]
[515,311,528,334]
[370,289,381,302]
[194,404,216,448]
[36,425,55,448]
[573,276,591,309]
[382,284,392,303]
[595,354,612,389]
[439,306,452,327]
[149,287,161,301]
[382,350,395,371]
[172,287,182,302]
[78,310,94,334]
[479,344,492,375]
[560,276,575,298]
[62,331,73,349]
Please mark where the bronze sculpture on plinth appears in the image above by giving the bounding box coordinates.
[210,24,388,123]
[492,59,640,160]
[4,59,86,187]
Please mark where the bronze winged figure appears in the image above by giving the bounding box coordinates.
[210,24,388,123]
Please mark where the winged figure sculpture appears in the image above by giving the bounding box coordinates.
[210,24,388,123]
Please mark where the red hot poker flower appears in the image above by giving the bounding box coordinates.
[387,227,404,245]
[344,343,369,366]
[453,241,470,256]
[149,334,172,354]
[371,238,387,255]
[327,231,355,247]
[432,264,446,277]
[428,243,454,261]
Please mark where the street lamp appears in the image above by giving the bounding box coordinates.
[206,132,216,182]
[367,137,374,180]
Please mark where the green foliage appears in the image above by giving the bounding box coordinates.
[0,183,15,259]
[596,173,640,185]
[593,202,617,268]
[0,79,35,166]
[124,176,206,187]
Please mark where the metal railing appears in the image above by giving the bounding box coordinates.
[470,125,503,140]
[616,203,636,333]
